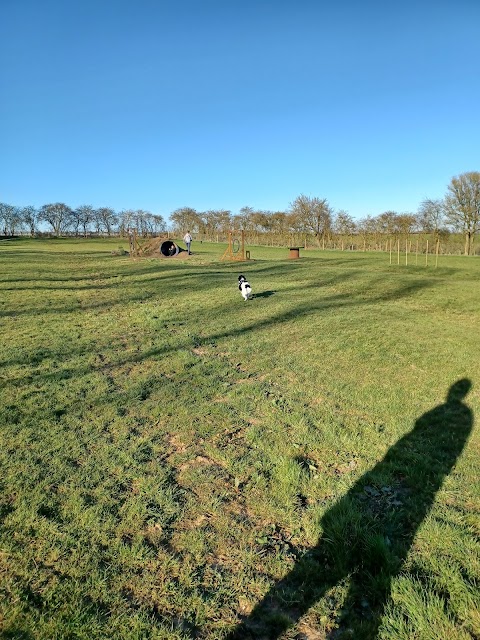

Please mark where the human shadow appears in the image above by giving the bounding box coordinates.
[227,379,473,639]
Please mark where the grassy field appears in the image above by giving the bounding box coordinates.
[0,237,479,640]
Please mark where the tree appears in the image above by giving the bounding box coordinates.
[270,211,288,235]
[417,198,445,239]
[286,211,303,234]
[334,211,356,234]
[152,214,166,234]
[231,214,244,230]
[170,207,202,234]
[95,207,118,236]
[137,211,153,236]
[357,216,379,249]
[0,203,22,235]
[202,210,231,237]
[118,209,136,235]
[250,211,272,232]
[39,203,73,236]
[74,205,94,237]
[21,206,39,236]
[237,206,256,232]
[395,213,418,237]
[444,171,480,255]
[289,195,333,242]
[377,211,399,236]
[333,211,357,250]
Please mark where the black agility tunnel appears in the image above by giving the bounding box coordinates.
[160,241,183,257]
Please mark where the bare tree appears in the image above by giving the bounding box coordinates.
[250,211,272,232]
[357,216,379,250]
[74,205,94,237]
[201,210,231,238]
[21,206,39,236]
[152,214,166,234]
[140,212,153,236]
[289,195,333,243]
[286,211,303,234]
[170,207,202,234]
[444,172,480,255]
[0,203,9,235]
[231,214,244,230]
[38,203,73,236]
[95,207,117,236]
[271,211,288,235]
[417,198,445,239]
[395,213,418,237]
[0,203,23,235]
[377,211,399,236]
[118,209,136,235]
[237,206,256,232]
[334,210,357,250]
[132,210,147,236]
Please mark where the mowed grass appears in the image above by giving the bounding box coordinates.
[0,237,479,640]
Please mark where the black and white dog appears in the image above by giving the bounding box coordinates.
[238,274,252,301]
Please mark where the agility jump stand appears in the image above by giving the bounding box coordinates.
[128,229,143,258]
[220,230,250,261]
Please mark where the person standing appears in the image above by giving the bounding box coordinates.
[183,231,192,255]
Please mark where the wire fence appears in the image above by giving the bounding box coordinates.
[2,230,479,256]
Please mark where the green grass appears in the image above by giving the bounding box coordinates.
[0,237,479,639]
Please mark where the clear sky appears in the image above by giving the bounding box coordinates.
[1,0,479,221]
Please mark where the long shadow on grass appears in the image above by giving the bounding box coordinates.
[0,260,315,290]
[0,278,432,381]
[0,266,360,330]
[227,379,473,639]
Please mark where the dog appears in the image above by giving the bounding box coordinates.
[238,274,252,301]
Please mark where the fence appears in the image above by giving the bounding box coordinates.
[2,230,478,256]
[186,231,478,256]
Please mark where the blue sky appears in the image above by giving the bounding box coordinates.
[1,0,479,221]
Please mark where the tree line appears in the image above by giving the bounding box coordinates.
[170,172,479,255]
[0,204,167,239]
[1,171,479,255]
